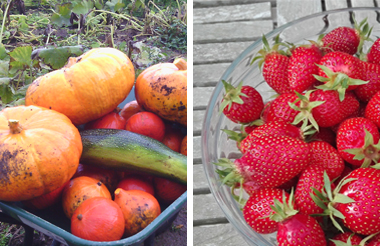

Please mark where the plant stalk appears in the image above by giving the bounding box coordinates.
[0,0,12,45]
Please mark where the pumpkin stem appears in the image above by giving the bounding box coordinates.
[173,58,187,71]
[65,57,78,68]
[77,214,83,220]
[8,120,22,134]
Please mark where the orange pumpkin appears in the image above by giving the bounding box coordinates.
[71,197,125,242]
[114,188,161,237]
[0,105,82,202]
[62,176,111,219]
[25,47,135,125]
[72,164,119,194]
[135,58,187,126]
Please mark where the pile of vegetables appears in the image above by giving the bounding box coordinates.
[0,47,187,242]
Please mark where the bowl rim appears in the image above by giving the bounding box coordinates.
[201,6,380,245]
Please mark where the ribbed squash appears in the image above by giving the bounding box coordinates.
[25,47,135,125]
[135,58,187,126]
[0,105,82,202]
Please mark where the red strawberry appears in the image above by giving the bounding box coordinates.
[333,165,353,186]
[365,90,380,128]
[309,127,336,147]
[240,119,303,154]
[328,232,362,246]
[354,61,380,102]
[276,213,327,246]
[268,189,327,245]
[334,168,380,235]
[336,117,380,167]
[295,164,332,217]
[221,80,264,124]
[241,180,263,196]
[309,89,358,128]
[288,44,323,93]
[367,37,380,64]
[308,141,345,180]
[266,93,300,124]
[368,233,380,246]
[236,134,311,188]
[315,51,368,101]
[242,188,291,234]
[321,17,371,55]
[338,92,361,120]
[253,35,293,94]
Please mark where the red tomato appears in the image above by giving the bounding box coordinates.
[85,110,126,130]
[162,126,184,152]
[22,180,69,210]
[117,176,155,196]
[153,177,187,205]
[119,100,143,121]
[125,112,165,141]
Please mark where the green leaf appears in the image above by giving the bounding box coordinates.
[106,0,125,12]
[118,41,127,51]
[35,46,84,70]
[72,0,94,15]
[0,78,14,104]
[94,0,103,9]
[9,46,32,73]
[0,44,8,60]
[334,193,356,204]
[51,4,72,27]
[0,60,9,77]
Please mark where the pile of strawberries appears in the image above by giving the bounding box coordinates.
[218,17,380,245]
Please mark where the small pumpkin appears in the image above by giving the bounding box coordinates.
[62,176,111,219]
[25,47,135,125]
[180,135,187,156]
[119,100,143,121]
[71,197,125,242]
[114,188,161,237]
[0,105,82,202]
[135,58,187,126]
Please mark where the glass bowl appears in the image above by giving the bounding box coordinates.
[201,7,380,246]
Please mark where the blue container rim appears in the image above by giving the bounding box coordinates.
[0,191,187,245]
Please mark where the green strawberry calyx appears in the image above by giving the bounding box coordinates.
[314,64,369,101]
[251,34,291,69]
[353,16,373,55]
[343,128,380,168]
[213,158,246,205]
[268,188,298,222]
[329,232,379,246]
[288,90,325,135]
[220,80,248,114]
[311,171,357,233]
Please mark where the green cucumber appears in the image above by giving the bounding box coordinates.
[79,129,187,184]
